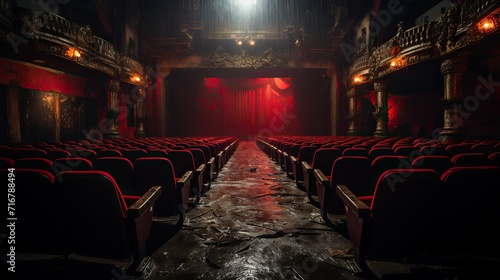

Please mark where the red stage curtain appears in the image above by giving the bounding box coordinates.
[194,77,301,137]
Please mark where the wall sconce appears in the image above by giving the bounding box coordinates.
[478,17,495,33]
[66,47,82,59]
[130,75,141,83]
[353,76,364,84]
[389,57,406,69]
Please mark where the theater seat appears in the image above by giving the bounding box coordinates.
[168,150,203,205]
[15,158,55,175]
[134,157,192,223]
[57,170,161,270]
[302,148,340,201]
[336,169,440,267]
[52,157,92,175]
[434,166,500,256]
[0,168,70,259]
[451,153,491,167]
[290,146,318,187]
[0,157,14,169]
[314,156,370,222]
[411,155,452,175]
[94,157,138,196]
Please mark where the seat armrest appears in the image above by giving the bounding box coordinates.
[290,155,298,165]
[178,171,193,188]
[313,169,329,188]
[128,186,162,218]
[336,185,371,219]
[207,157,215,166]
[302,161,312,172]
[196,163,206,175]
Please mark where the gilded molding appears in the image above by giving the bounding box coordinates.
[201,46,287,69]
[348,0,500,83]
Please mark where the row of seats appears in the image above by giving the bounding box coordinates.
[0,136,239,273]
[257,135,500,269]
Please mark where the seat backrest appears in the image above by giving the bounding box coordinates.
[15,158,55,175]
[445,143,473,157]
[419,145,448,156]
[44,149,72,161]
[190,145,212,162]
[15,148,47,159]
[1,168,68,255]
[93,157,137,196]
[297,146,318,164]
[451,152,491,167]
[0,157,14,169]
[393,145,421,158]
[368,169,440,259]
[134,157,179,216]
[52,157,92,174]
[57,170,132,259]
[470,143,494,155]
[121,149,148,163]
[311,148,340,175]
[489,152,500,168]
[342,148,368,157]
[437,166,500,255]
[369,155,411,194]
[368,147,394,162]
[411,155,452,175]
[96,149,123,158]
[187,148,206,167]
[329,156,371,213]
[167,150,196,178]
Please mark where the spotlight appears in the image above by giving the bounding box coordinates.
[478,18,495,33]
[248,39,255,46]
[236,40,243,46]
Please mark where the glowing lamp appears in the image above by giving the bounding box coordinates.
[353,76,363,84]
[478,18,495,33]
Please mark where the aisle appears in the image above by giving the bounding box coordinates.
[147,140,358,280]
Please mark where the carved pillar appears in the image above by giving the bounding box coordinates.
[328,69,339,136]
[6,82,21,143]
[104,79,121,138]
[346,88,358,136]
[439,55,467,141]
[135,87,146,137]
[373,82,388,137]
[54,93,61,142]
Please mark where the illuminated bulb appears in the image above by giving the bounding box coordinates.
[479,18,495,33]
[131,76,141,83]
[236,40,243,46]
[353,77,362,83]
[390,61,397,68]
[248,39,255,46]
[73,50,81,58]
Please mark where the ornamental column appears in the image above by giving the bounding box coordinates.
[104,79,121,138]
[135,86,146,137]
[346,87,358,136]
[439,55,467,141]
[373,82,388,137]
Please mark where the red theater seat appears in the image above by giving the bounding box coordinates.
[337,169,440,266]
[315,156,370,222]
[451,153,491,167]
[411,155,452,175]
[0,168,69,258]
[302,148,340,201]
[290,146,318,187]
[57,170,161,269]
[52,157,92,174]
[168,150,204,205]
[435,166,500,256]
[15,158,54,175]
[0,157,14,169]
[94,157,138,196]
[134,157,192,223]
